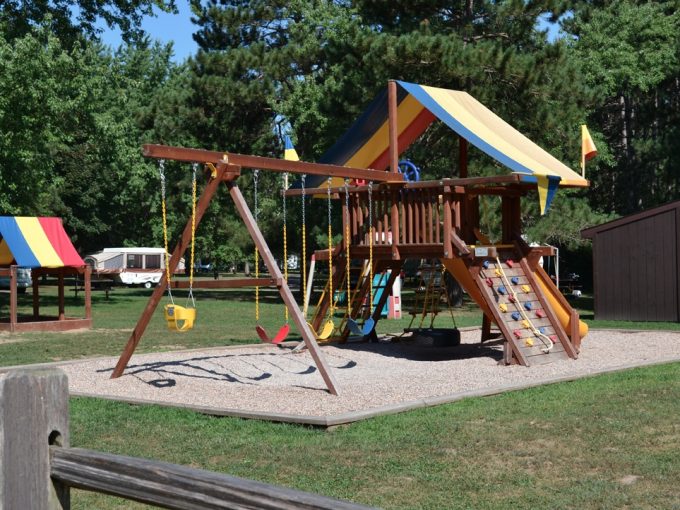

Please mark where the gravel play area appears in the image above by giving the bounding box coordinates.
[59,329,680,425]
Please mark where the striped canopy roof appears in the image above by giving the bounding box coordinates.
[301,81,587,194]
[0,217,84,268]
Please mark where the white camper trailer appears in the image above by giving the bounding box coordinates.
[84,248,185,288]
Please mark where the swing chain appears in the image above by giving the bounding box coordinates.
[344,180,351,310]
[327,177,333,316]
[368,181,373,315]
[253,169,259,322]
[187,163,197,308]
[282,172,289,323]
[159,159,174,304]
[301,174,307,317]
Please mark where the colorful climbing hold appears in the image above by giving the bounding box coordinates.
[482,260,490,269]
[499,303,508,313]
[498,285,507,295]
[513,329,523,339]
[495,269,502,277]
[522,320,530,328]
[511,276,520,285]
[506,259,515,268]
[539,327,546,334]
[521,284,531,293]
[535,309,545,318]
[509,296,517,303]
[525,338,534,347]
[485,277,493,287]
[511,311,521,321]
[549,335,558,343]
[524,302,533,311]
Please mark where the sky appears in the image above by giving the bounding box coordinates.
[98,0,199,62]
[98,4,564,63]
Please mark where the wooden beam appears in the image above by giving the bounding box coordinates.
[388,80,399,174]
[32,268,39,319]
[228,182,340,395]
[84,266,92,320]
[58,268,65,321]
[50,447,372,510]
[169,278,280,289]
[9,266,17,333]
[143,144,401,183]
[111,164,233,379]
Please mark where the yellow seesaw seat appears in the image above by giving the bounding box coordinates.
[164,304,196,332]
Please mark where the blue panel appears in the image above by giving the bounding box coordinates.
[395,81,538,176]
[0,217,41,267]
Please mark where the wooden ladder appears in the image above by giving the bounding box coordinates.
[472,248,577,366]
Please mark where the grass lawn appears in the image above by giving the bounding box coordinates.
[2,277,680,508]
[69,362,680,509]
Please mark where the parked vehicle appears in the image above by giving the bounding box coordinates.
[84,248,185,289]
[0,268,32,294]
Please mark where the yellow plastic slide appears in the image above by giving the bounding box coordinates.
[533,266,589,339]
[440,257,588,340]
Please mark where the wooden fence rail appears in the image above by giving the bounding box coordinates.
[0,369,375,510]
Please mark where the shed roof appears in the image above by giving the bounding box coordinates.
[581,201,680,239]
[0,217,84,268]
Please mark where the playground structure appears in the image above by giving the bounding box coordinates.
[111,80,590,394]
[0,217,92,333]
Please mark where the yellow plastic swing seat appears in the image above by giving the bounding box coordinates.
[164,304,196,332]
[308,320,334,340]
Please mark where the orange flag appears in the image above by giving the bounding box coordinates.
[581,125,597,176]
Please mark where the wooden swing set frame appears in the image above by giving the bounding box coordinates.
[110,141,405,395]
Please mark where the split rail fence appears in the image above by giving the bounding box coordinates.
[0,369,375,510]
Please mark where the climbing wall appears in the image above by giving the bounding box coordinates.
[473,251,577,366]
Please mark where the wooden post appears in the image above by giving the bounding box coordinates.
[459,136,468,178]
[481,314,492,342]
[32,268,40,319]
[0,369,70,509]
[391,189,400,259]
[388,80,399,174]
[111,164,233,379]
[84,266,92,320]
[57,269,65,321]
[570,309,581,351]
[9,265,17,333]
[228,182,340,395]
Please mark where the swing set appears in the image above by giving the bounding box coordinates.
[110,144,401,395]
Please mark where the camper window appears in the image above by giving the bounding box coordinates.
[145,254,161,269]
[127,254,143,269]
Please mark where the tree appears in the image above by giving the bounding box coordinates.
[0,0,175,46]
[567,0,680,215]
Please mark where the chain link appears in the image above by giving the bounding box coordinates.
[158,159,173,304]
[368,181,373,314]
[301,175,307,317]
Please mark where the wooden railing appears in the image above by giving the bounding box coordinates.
[0,369,375,510]
[345,183,461,260]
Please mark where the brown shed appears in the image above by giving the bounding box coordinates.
[581,201,680,321]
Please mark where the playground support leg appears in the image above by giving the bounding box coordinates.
[228,182,340,396]
[110,164,232,379]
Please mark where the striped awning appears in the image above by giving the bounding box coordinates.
[300,81,587,193]
[0,217,84,268]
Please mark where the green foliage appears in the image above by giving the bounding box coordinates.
[0,0,175,45]
[568,0,680,216]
